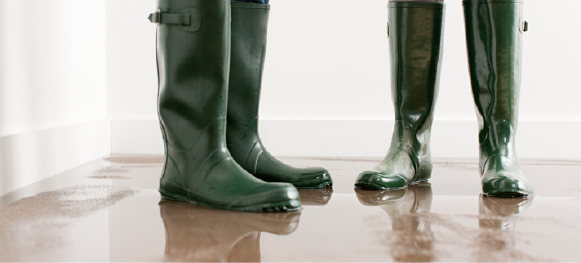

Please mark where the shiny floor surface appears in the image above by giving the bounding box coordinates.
[1,156,581,262]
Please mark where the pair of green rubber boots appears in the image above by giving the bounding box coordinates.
[150,0,331,212]
[152,0,533,213]
[356,0,535,197]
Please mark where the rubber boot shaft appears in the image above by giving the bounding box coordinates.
[356,2,445,190]
[154,0,300,211]
[389,0,444,3]
[227,2,332,189]
[463,0,534,196]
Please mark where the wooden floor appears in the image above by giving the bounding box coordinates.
[1,155,580,262]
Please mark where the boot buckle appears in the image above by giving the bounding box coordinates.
[155,9,161,24]
[519,18,529,33]
[148,8,161,24]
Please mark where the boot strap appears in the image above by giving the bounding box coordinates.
[148,8,202,32]
[149,11,190,25]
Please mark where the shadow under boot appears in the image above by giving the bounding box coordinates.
[357,183,435,262]
[159,201,300,262]
[355,2,445,190]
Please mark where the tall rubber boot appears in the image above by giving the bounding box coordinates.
[355,2,445,190]
[149,0,300,212]
[227,2,333,189]
[463,0,534,197]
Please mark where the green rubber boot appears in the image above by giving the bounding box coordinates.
[463,0,534,197]
[355,2,445,190]
[226,2,332,189]
[150,0,301,212]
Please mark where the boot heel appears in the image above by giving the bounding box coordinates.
[413,160,433,182]
[159,181,190,202]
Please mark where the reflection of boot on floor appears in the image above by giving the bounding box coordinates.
[463,0,534,197]
[226,3,332,189]
[297,189,333,206]
[357,184,434,262]
[479,195,534,230]
[159,201,300,262]
[355,2,445,190]
[476,195,534,261]
[149,0,300,212]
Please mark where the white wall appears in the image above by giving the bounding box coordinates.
[107,0,581,159]
[106,0,159,120]
[0,0,108,137]
[0,0,110,196]
[265,0,580,122]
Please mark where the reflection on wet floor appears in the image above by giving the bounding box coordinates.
[160,189,333,262]
[476,195,536,262]
[357,184,436,262]
[160,201,300,262]
[356,184,541,262]
[0,185,137,261]
[298,189,333,206]
[0,156,581,261]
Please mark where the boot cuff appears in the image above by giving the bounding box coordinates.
[231,2,270,10]
[463,0,522,5]
[388,2,445,9]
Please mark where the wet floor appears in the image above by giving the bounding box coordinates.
[1,156,580,262]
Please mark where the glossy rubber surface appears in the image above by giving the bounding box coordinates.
[356,2,445,190]
[463,0,534,197]
[155,0,300,212]
[227,2,332,189]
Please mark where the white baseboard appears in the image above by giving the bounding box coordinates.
[0,119,111,196]
[111,119,581,160]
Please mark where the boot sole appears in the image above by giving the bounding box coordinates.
[485,188,532,198]
[354,182,407,191]
[159,187,301,213]
[354,177,428,191]
[294,182,333,190]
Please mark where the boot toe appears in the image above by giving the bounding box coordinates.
[355,171,408,190]
[482,174,535,197]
